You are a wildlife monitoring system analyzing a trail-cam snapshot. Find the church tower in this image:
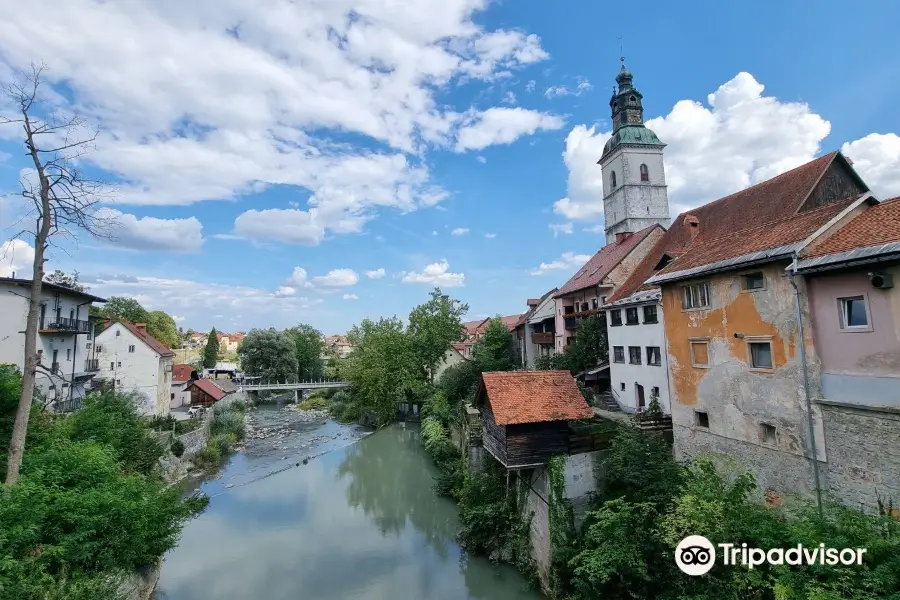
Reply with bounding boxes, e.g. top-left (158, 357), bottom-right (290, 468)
top-left (599, 60), bottom-right (670, 245)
